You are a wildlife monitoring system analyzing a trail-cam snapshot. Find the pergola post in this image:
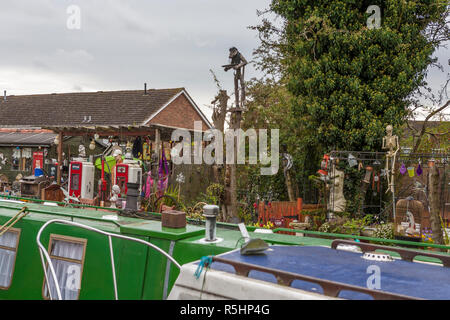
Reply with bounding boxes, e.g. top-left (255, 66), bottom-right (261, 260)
top-left (56, 132), bottom-right (63, 185)
top-left (155, 128), bottom-right (161, 158)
